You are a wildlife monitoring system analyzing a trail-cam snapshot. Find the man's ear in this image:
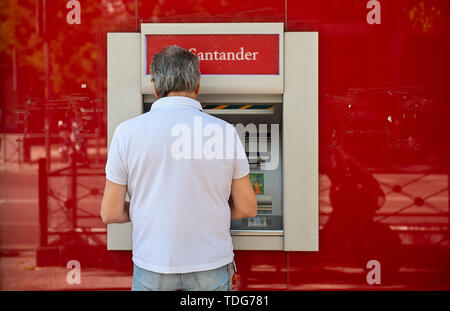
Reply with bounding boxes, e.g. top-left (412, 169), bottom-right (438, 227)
top-left (195, 81), bottom-right (200, 95)
top-left (151, 80), bottom-right (160, 98)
